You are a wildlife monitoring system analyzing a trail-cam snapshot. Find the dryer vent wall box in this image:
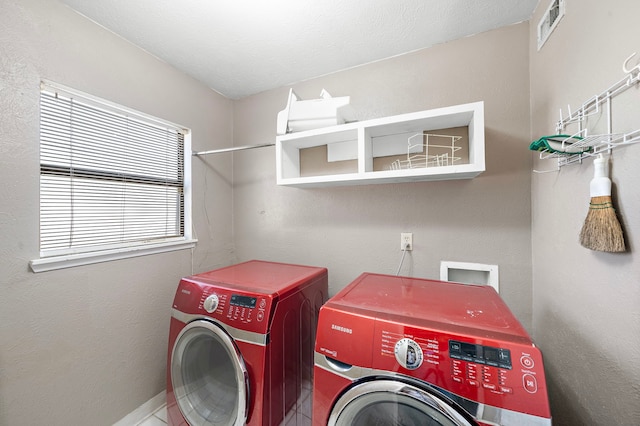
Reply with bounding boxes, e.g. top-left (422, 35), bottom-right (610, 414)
top-left (440, 261), bottom-right (499, 293)
top-left (537, 0), bottom-right (565, 50)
